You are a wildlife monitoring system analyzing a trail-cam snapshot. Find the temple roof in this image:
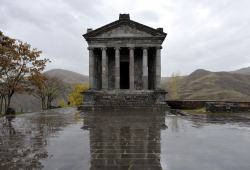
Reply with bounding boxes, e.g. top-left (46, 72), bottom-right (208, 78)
top-left (83, 14), bottom-right (167, 41)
